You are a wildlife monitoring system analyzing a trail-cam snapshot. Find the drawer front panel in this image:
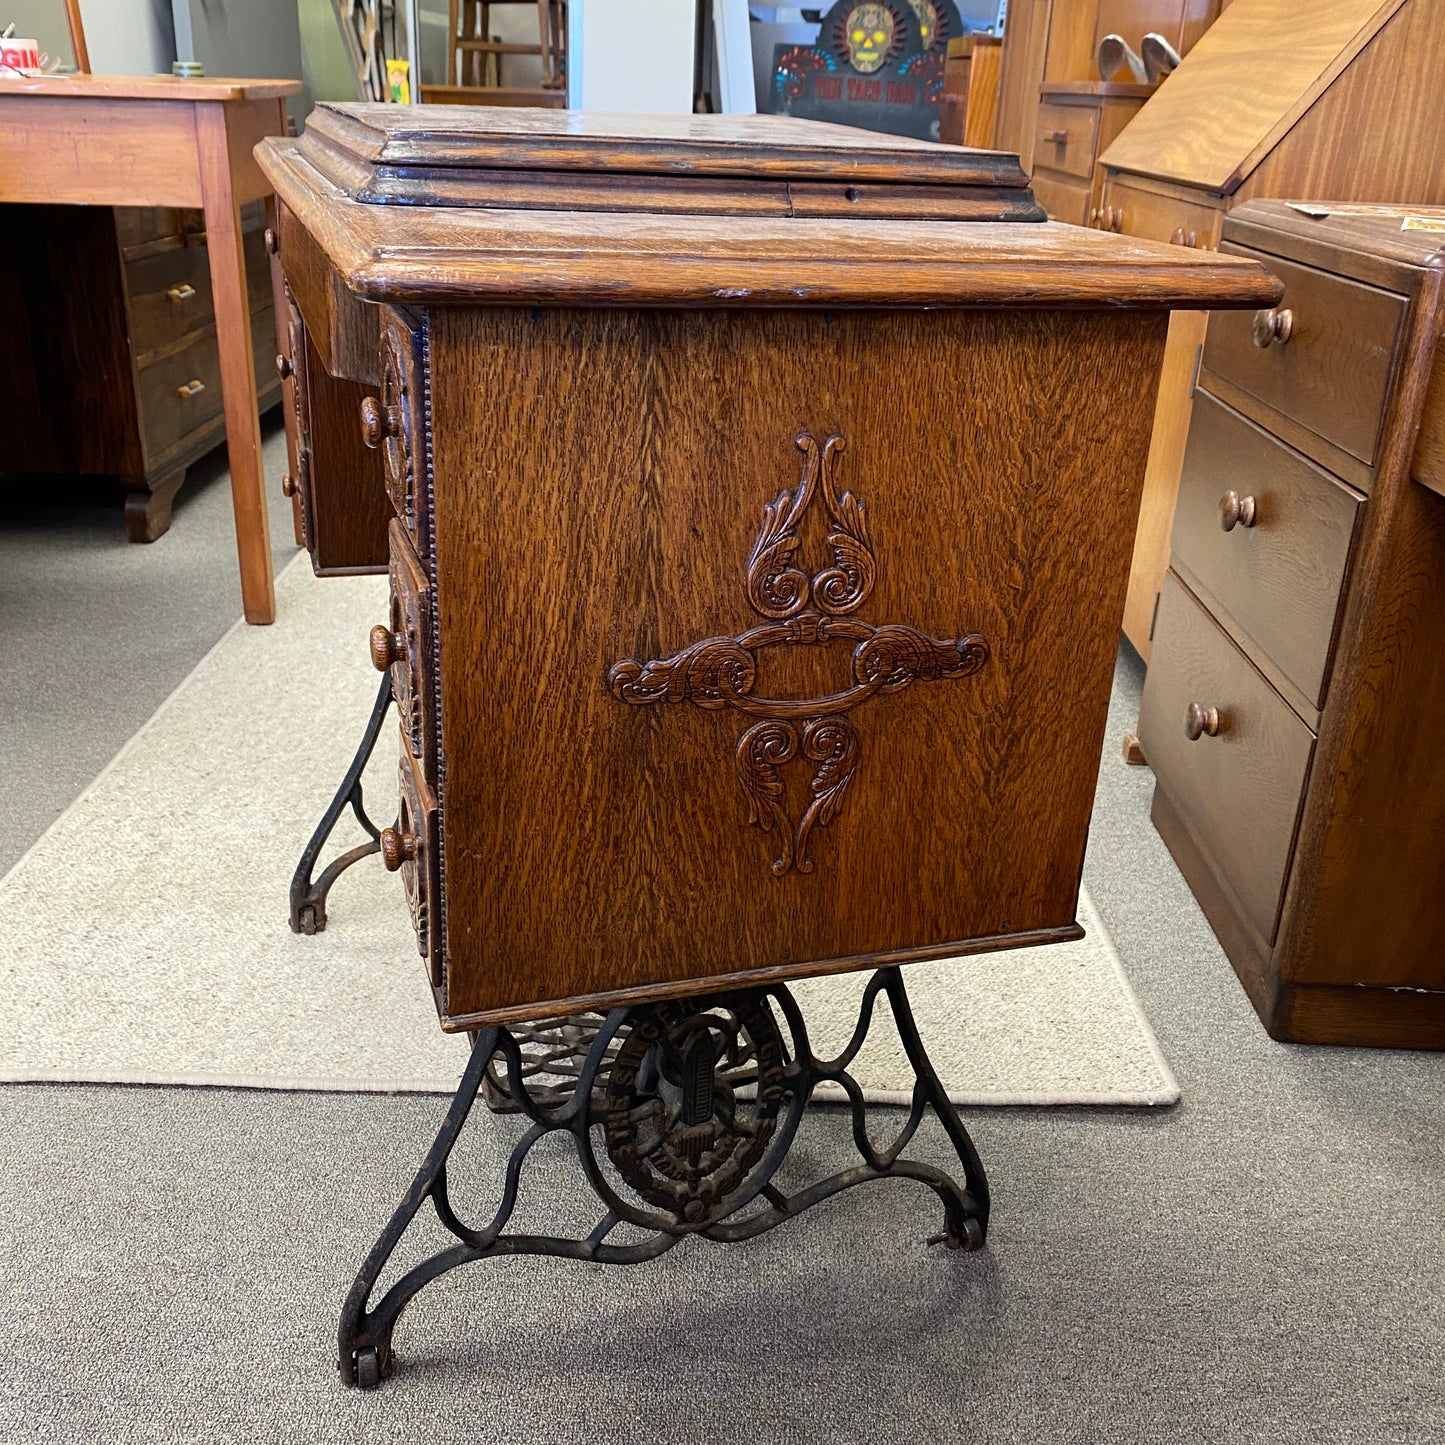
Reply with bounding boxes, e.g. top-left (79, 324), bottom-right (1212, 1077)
top-left (1203, 248), bottom-right (1404, 467)
top-left (283, 287), bottom-right (316, 550)
top-left (395, 735), bottom-right (441, 984)
top-left (1032, 101), bottom-right (1099, 180)
top-left (1031, 170), bottom-right (1092, 227)
top-left (374, 309), bottom-right (428, 557)
top-left (388, 518), bottom-right (436, 784)
top-left (126, 244), bottom-right (215, 357)
top-left (137, 333), bottom-right (225, 464)
top-left (1174, 393), bottom-right (1362, 709)
top-left (1139, 573), bottom-right (1314, 946)
top-left (1096, 175), bottom-right (1222, 248)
